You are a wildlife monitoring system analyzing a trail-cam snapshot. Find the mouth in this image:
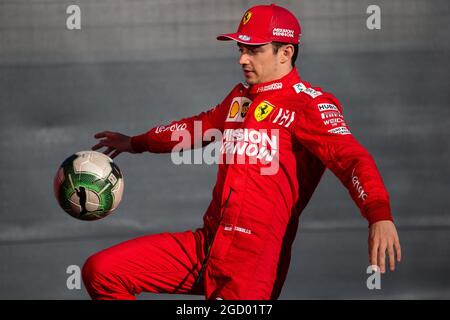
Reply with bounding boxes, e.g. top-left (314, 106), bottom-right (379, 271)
top-left (243, 69), bottom-right (254, 76)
